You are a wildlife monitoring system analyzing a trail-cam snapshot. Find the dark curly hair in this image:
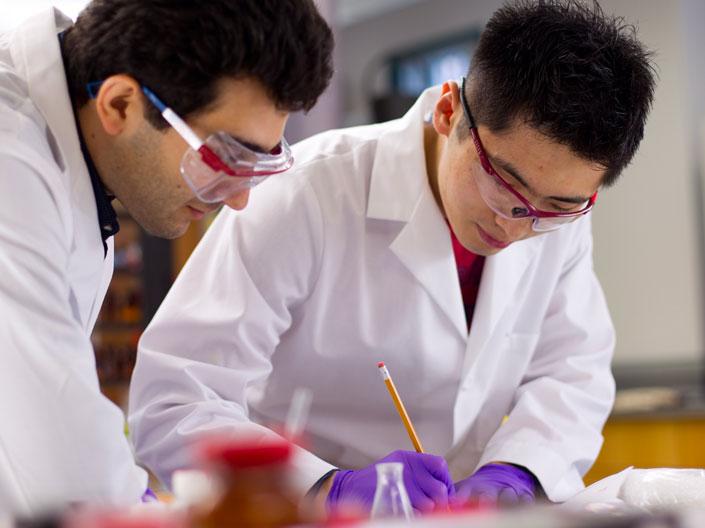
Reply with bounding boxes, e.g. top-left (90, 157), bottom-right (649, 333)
top-left (62, 0), bottom-right (334, 128)
top-left (465, 0), bottom-right (656, 186)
